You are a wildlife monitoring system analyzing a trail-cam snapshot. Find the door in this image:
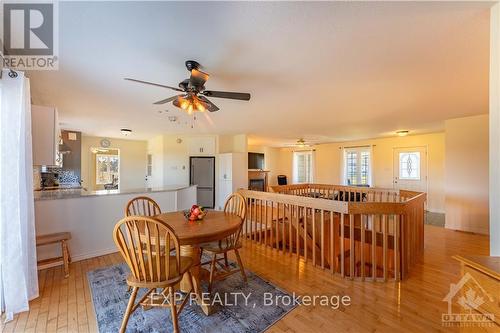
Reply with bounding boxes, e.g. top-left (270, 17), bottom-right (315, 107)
top-left (393, 147), bottom-right (427, 192)
top-left (190, 157), bottom-right (215, 208)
